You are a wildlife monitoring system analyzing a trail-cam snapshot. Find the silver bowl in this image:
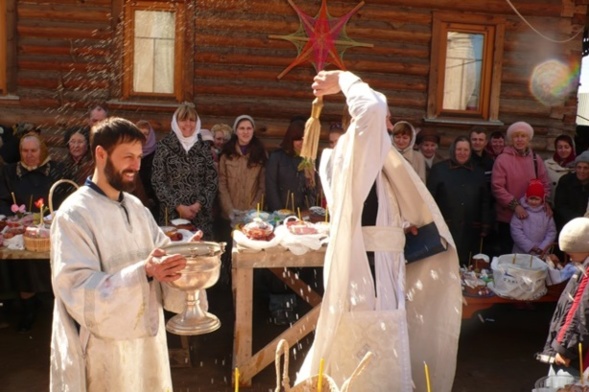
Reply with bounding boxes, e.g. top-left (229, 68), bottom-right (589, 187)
top-left (162, 241), bottom-right (226, 335)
